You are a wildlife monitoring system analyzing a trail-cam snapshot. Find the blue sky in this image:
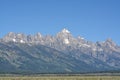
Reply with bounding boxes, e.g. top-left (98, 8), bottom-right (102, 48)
top-left (0, 0), bottom-right (120, 44)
